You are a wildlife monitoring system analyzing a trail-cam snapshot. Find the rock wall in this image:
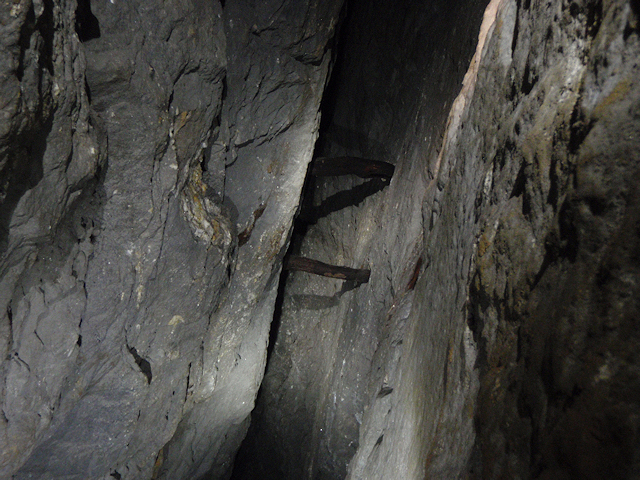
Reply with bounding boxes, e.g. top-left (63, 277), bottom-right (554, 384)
top-left (469, 0), bottom-right (640, 477)
top-left (1, 0), bottom-right (638, 478)
top-left (234, 0), bottom-right (490, 477)
top-left (237, 0), bottom-right (640, 478)
top-left (0, 0), bottom-right (342, 478)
